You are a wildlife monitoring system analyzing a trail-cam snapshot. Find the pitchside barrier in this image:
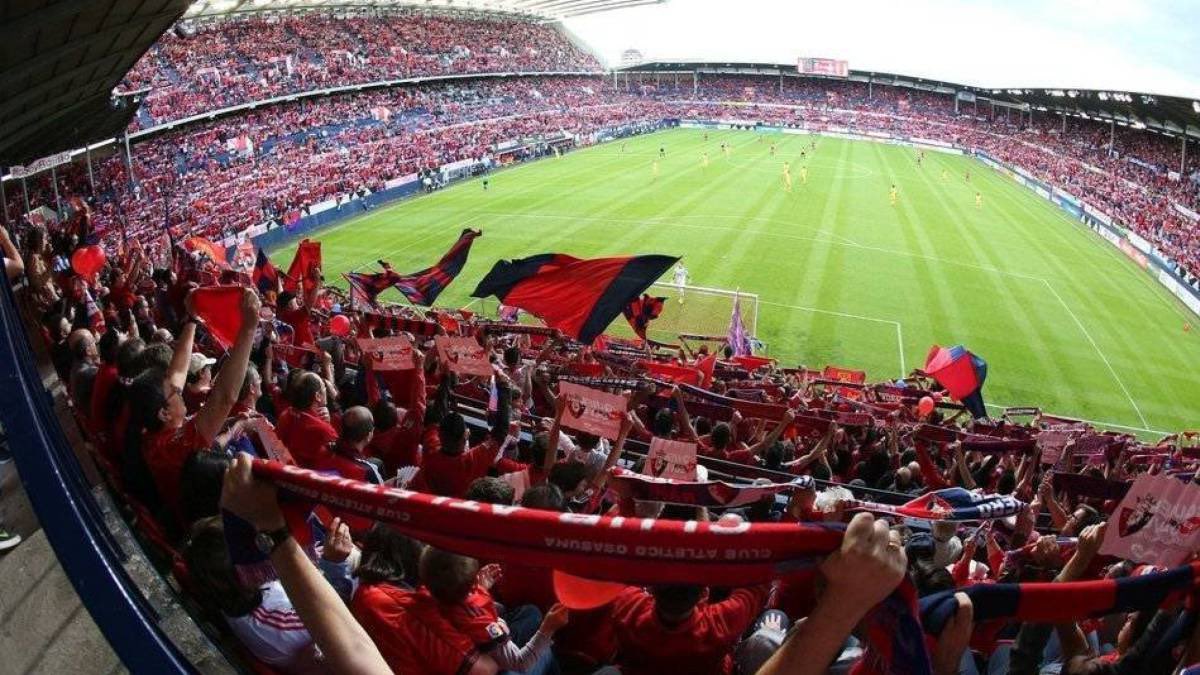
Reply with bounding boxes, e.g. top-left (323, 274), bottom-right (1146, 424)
top-left (0, 274), bottom-right (193, 671)
top-left (476, 282), bottom-right (759, 347)
top-left (973, 149), bottom-right (1200, 318)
